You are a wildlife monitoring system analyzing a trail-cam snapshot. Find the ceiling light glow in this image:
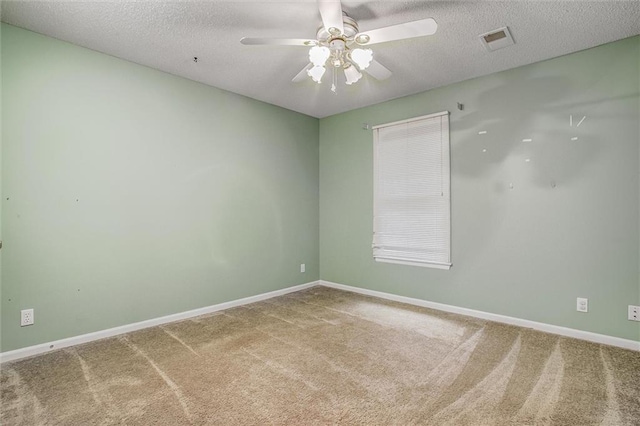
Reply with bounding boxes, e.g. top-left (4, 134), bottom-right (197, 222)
top-left (307, 65), bottom-right (326, 83)
top-left (344, 65), bottom-right (363, 85)
top-left (351, 48), bottom-right (373, 70)
top-left (309, 46), bottom-right (330, 67)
